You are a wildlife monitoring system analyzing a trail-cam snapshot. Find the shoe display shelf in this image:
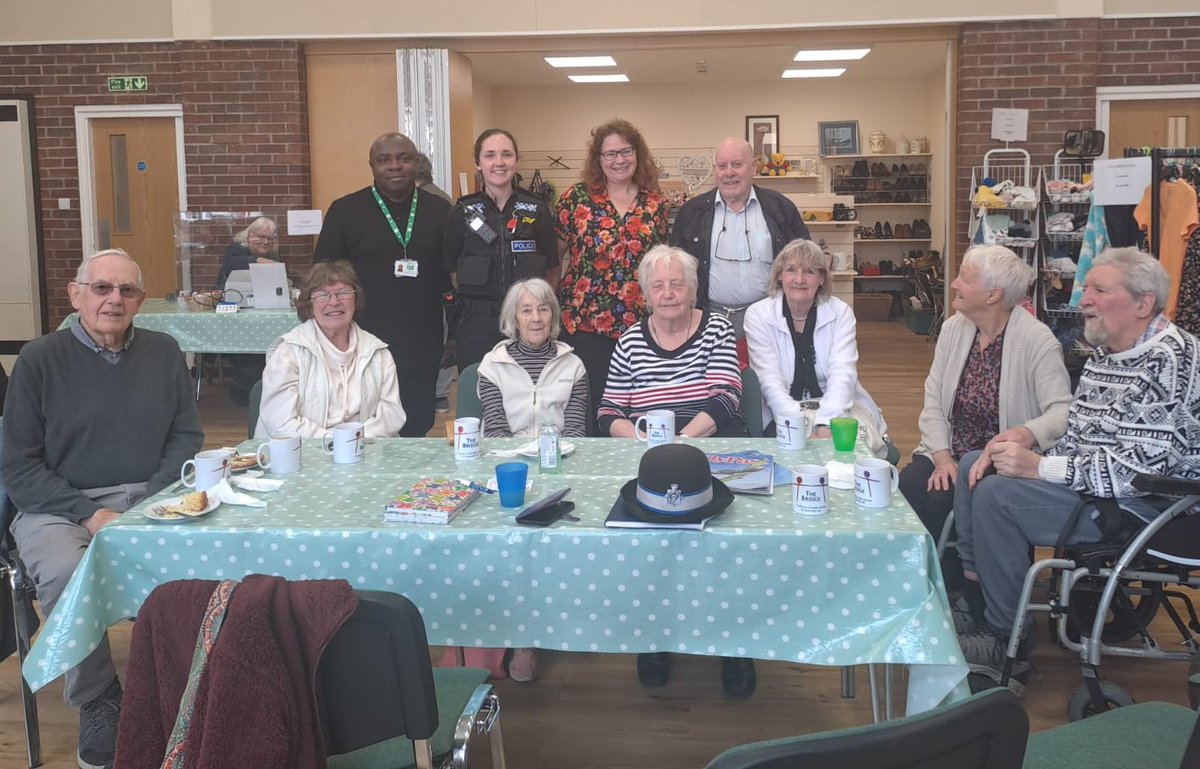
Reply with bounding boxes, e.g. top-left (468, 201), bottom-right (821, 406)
top-left (825, 154), bottom-right (934, 253)
top-left (969, 148), bottom-right (1041, 253)
top-left (1038, 151), bottom-right (1091, 322)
